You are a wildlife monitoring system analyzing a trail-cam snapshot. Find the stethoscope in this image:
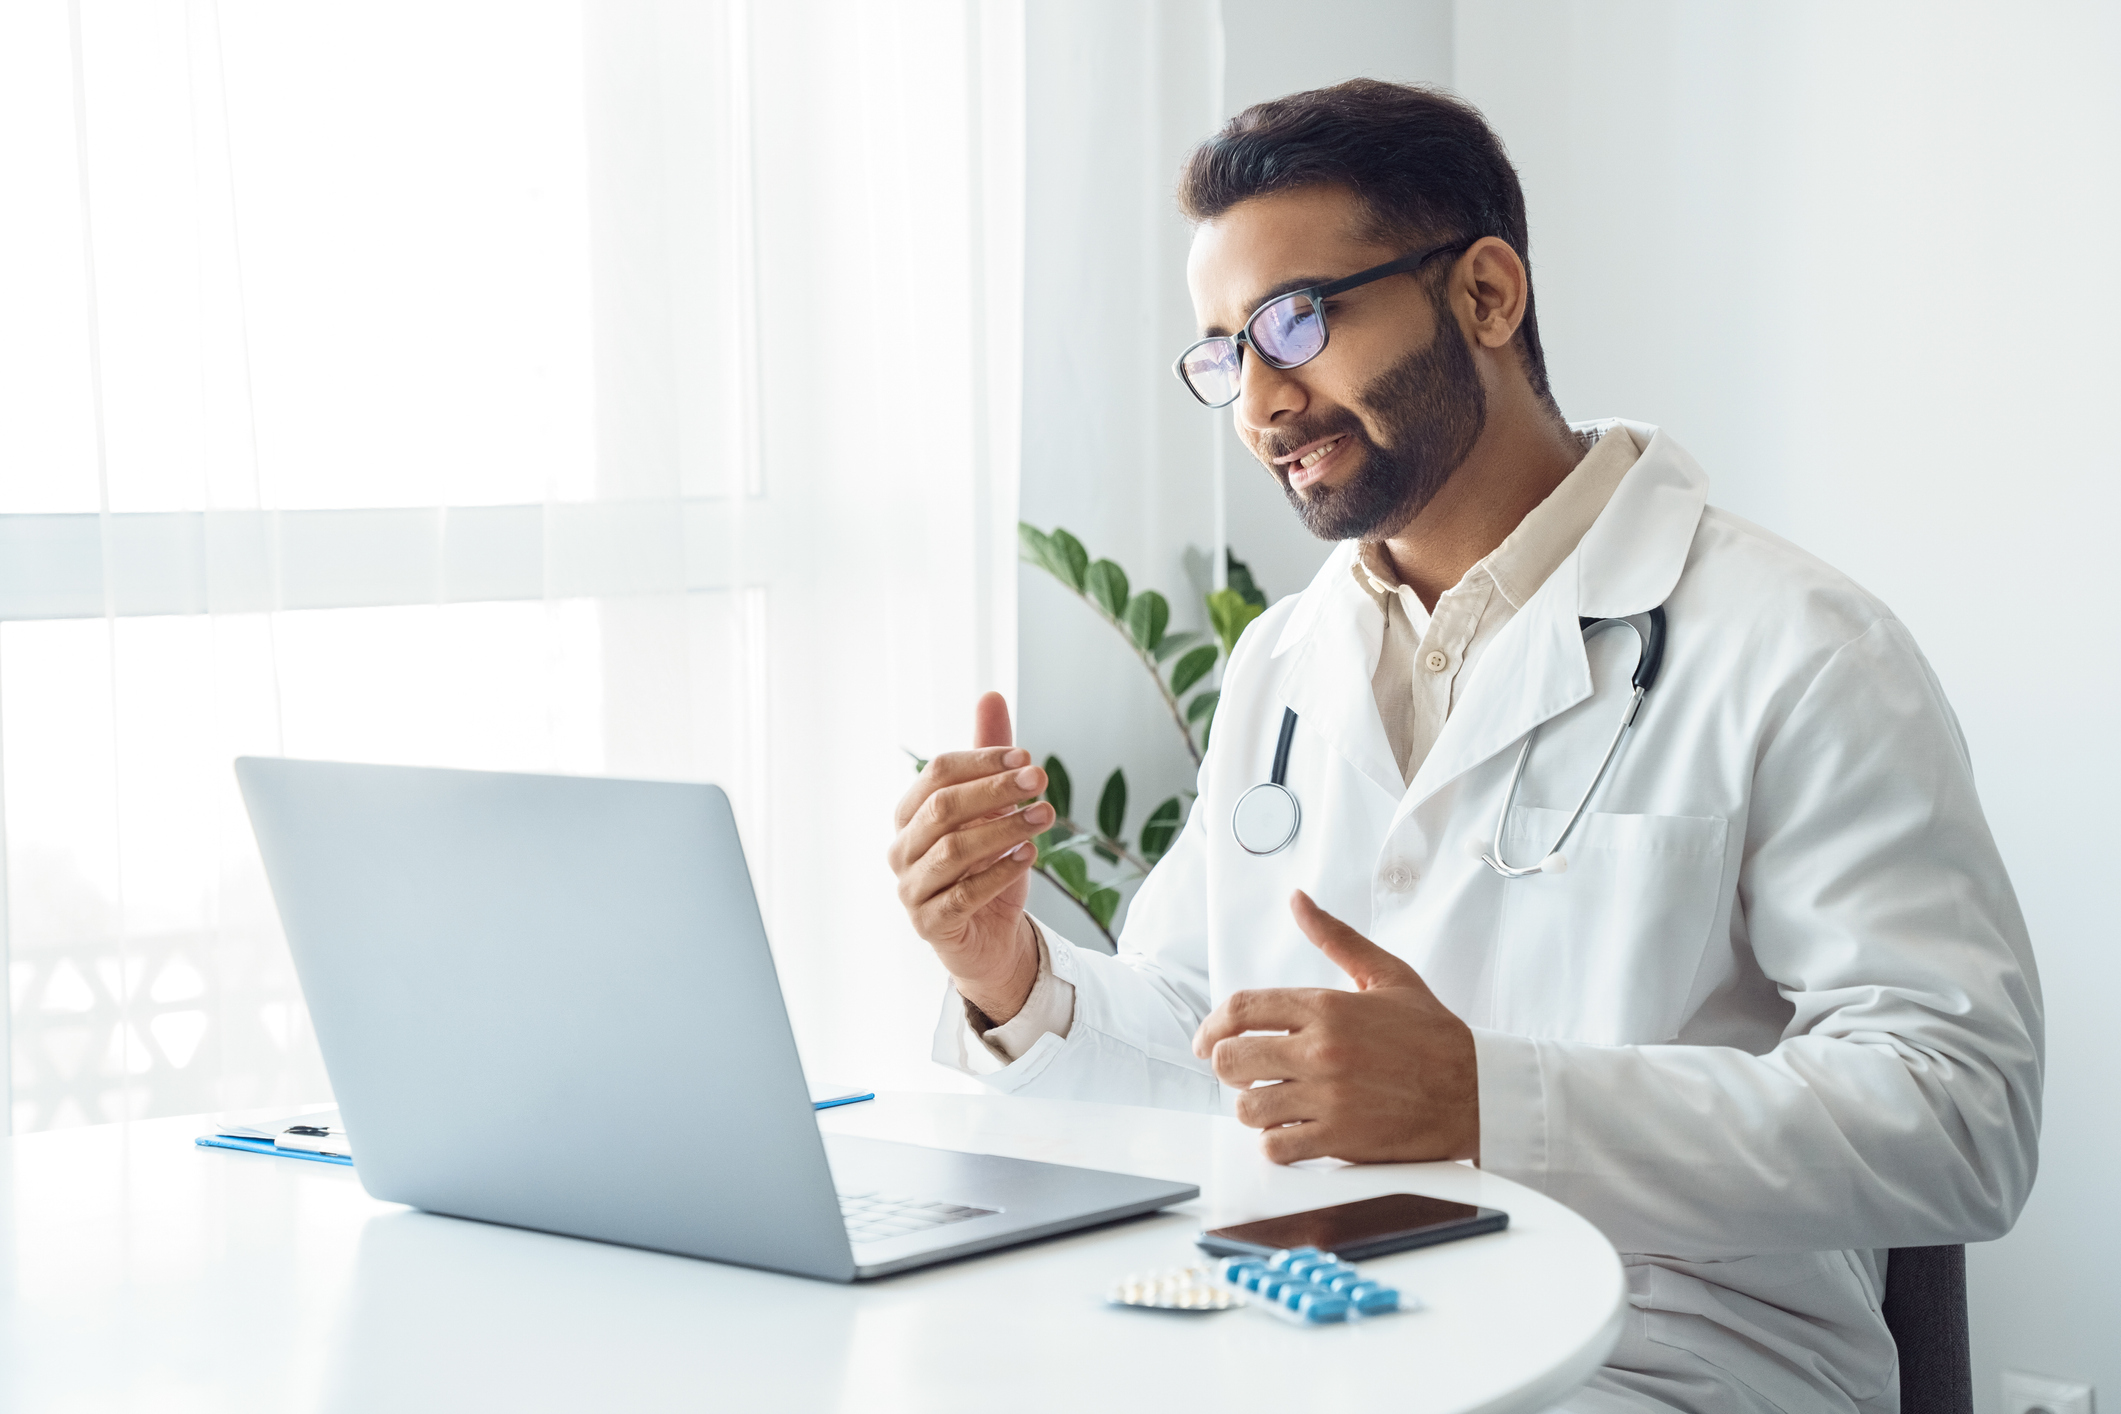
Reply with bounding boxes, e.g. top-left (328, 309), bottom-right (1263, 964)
top-left (1231, 608), bottom-right (1668, 879)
